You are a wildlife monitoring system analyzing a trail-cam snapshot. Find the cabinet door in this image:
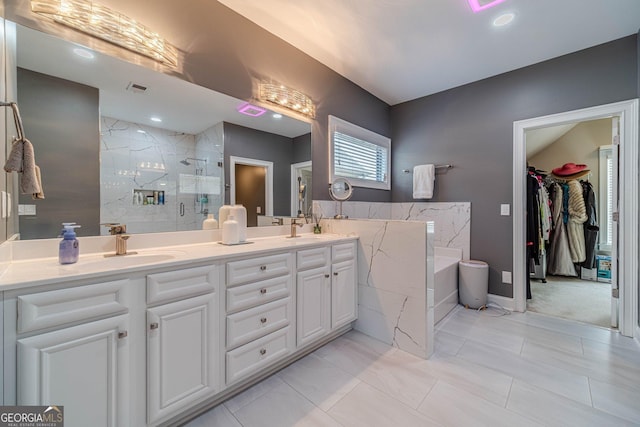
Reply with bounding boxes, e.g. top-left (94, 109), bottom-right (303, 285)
top-left (332, 259), bottom-right (357, 329)
top-left (18, 315), bottom-right (130, 427)
top-left (296, 266), bottom-right (330, 347)
top-left (147, 293), bottom-right (219, 424)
